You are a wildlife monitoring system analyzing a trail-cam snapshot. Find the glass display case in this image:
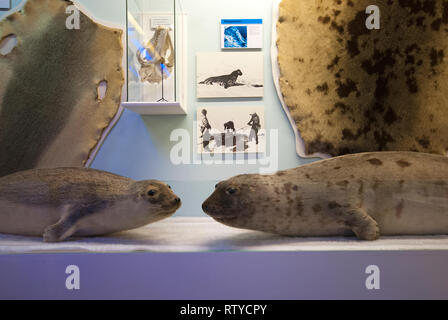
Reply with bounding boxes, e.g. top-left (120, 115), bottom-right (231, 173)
top-left (123, 0), bottom-right (187, 115)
